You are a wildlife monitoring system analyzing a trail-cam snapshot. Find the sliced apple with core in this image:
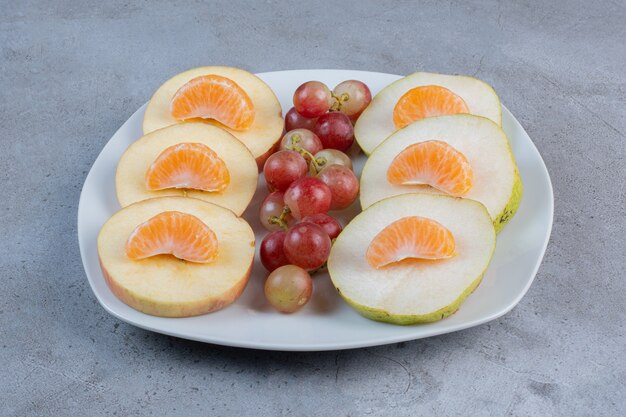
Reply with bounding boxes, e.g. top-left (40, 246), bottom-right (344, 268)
top-left (355, 72), bottom-right (502, 154)
top-left (328, 193), bottom-right (496, 324)
top-left (360, 114), bottom-right (522, 232)
top-left (143, 66), bottom-right (284, 168)
top-left (116, 122), bottom-right (258, 215)
top-left (98, 196), bottom-right (255, 317)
